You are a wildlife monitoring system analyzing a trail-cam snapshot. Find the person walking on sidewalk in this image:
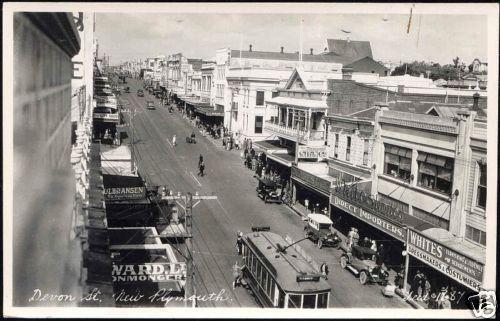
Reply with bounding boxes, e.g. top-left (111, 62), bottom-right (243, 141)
top-left (236, 231), bottom-right (243, 255)
top-left (198, 161), bottom-right (205, 177)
